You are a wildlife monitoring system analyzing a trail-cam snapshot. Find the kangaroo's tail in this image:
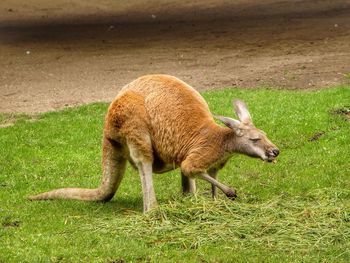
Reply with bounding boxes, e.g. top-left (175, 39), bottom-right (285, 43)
top-left (28, 137), bottom-right (127, 202)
